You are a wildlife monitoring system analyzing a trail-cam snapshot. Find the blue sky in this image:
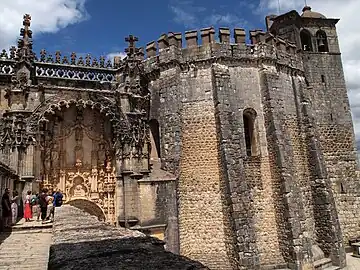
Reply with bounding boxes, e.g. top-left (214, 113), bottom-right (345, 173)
top-left (2, 0), bottom-right (360, 145)
top-left (31, 0), bottom-right (267, 58)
